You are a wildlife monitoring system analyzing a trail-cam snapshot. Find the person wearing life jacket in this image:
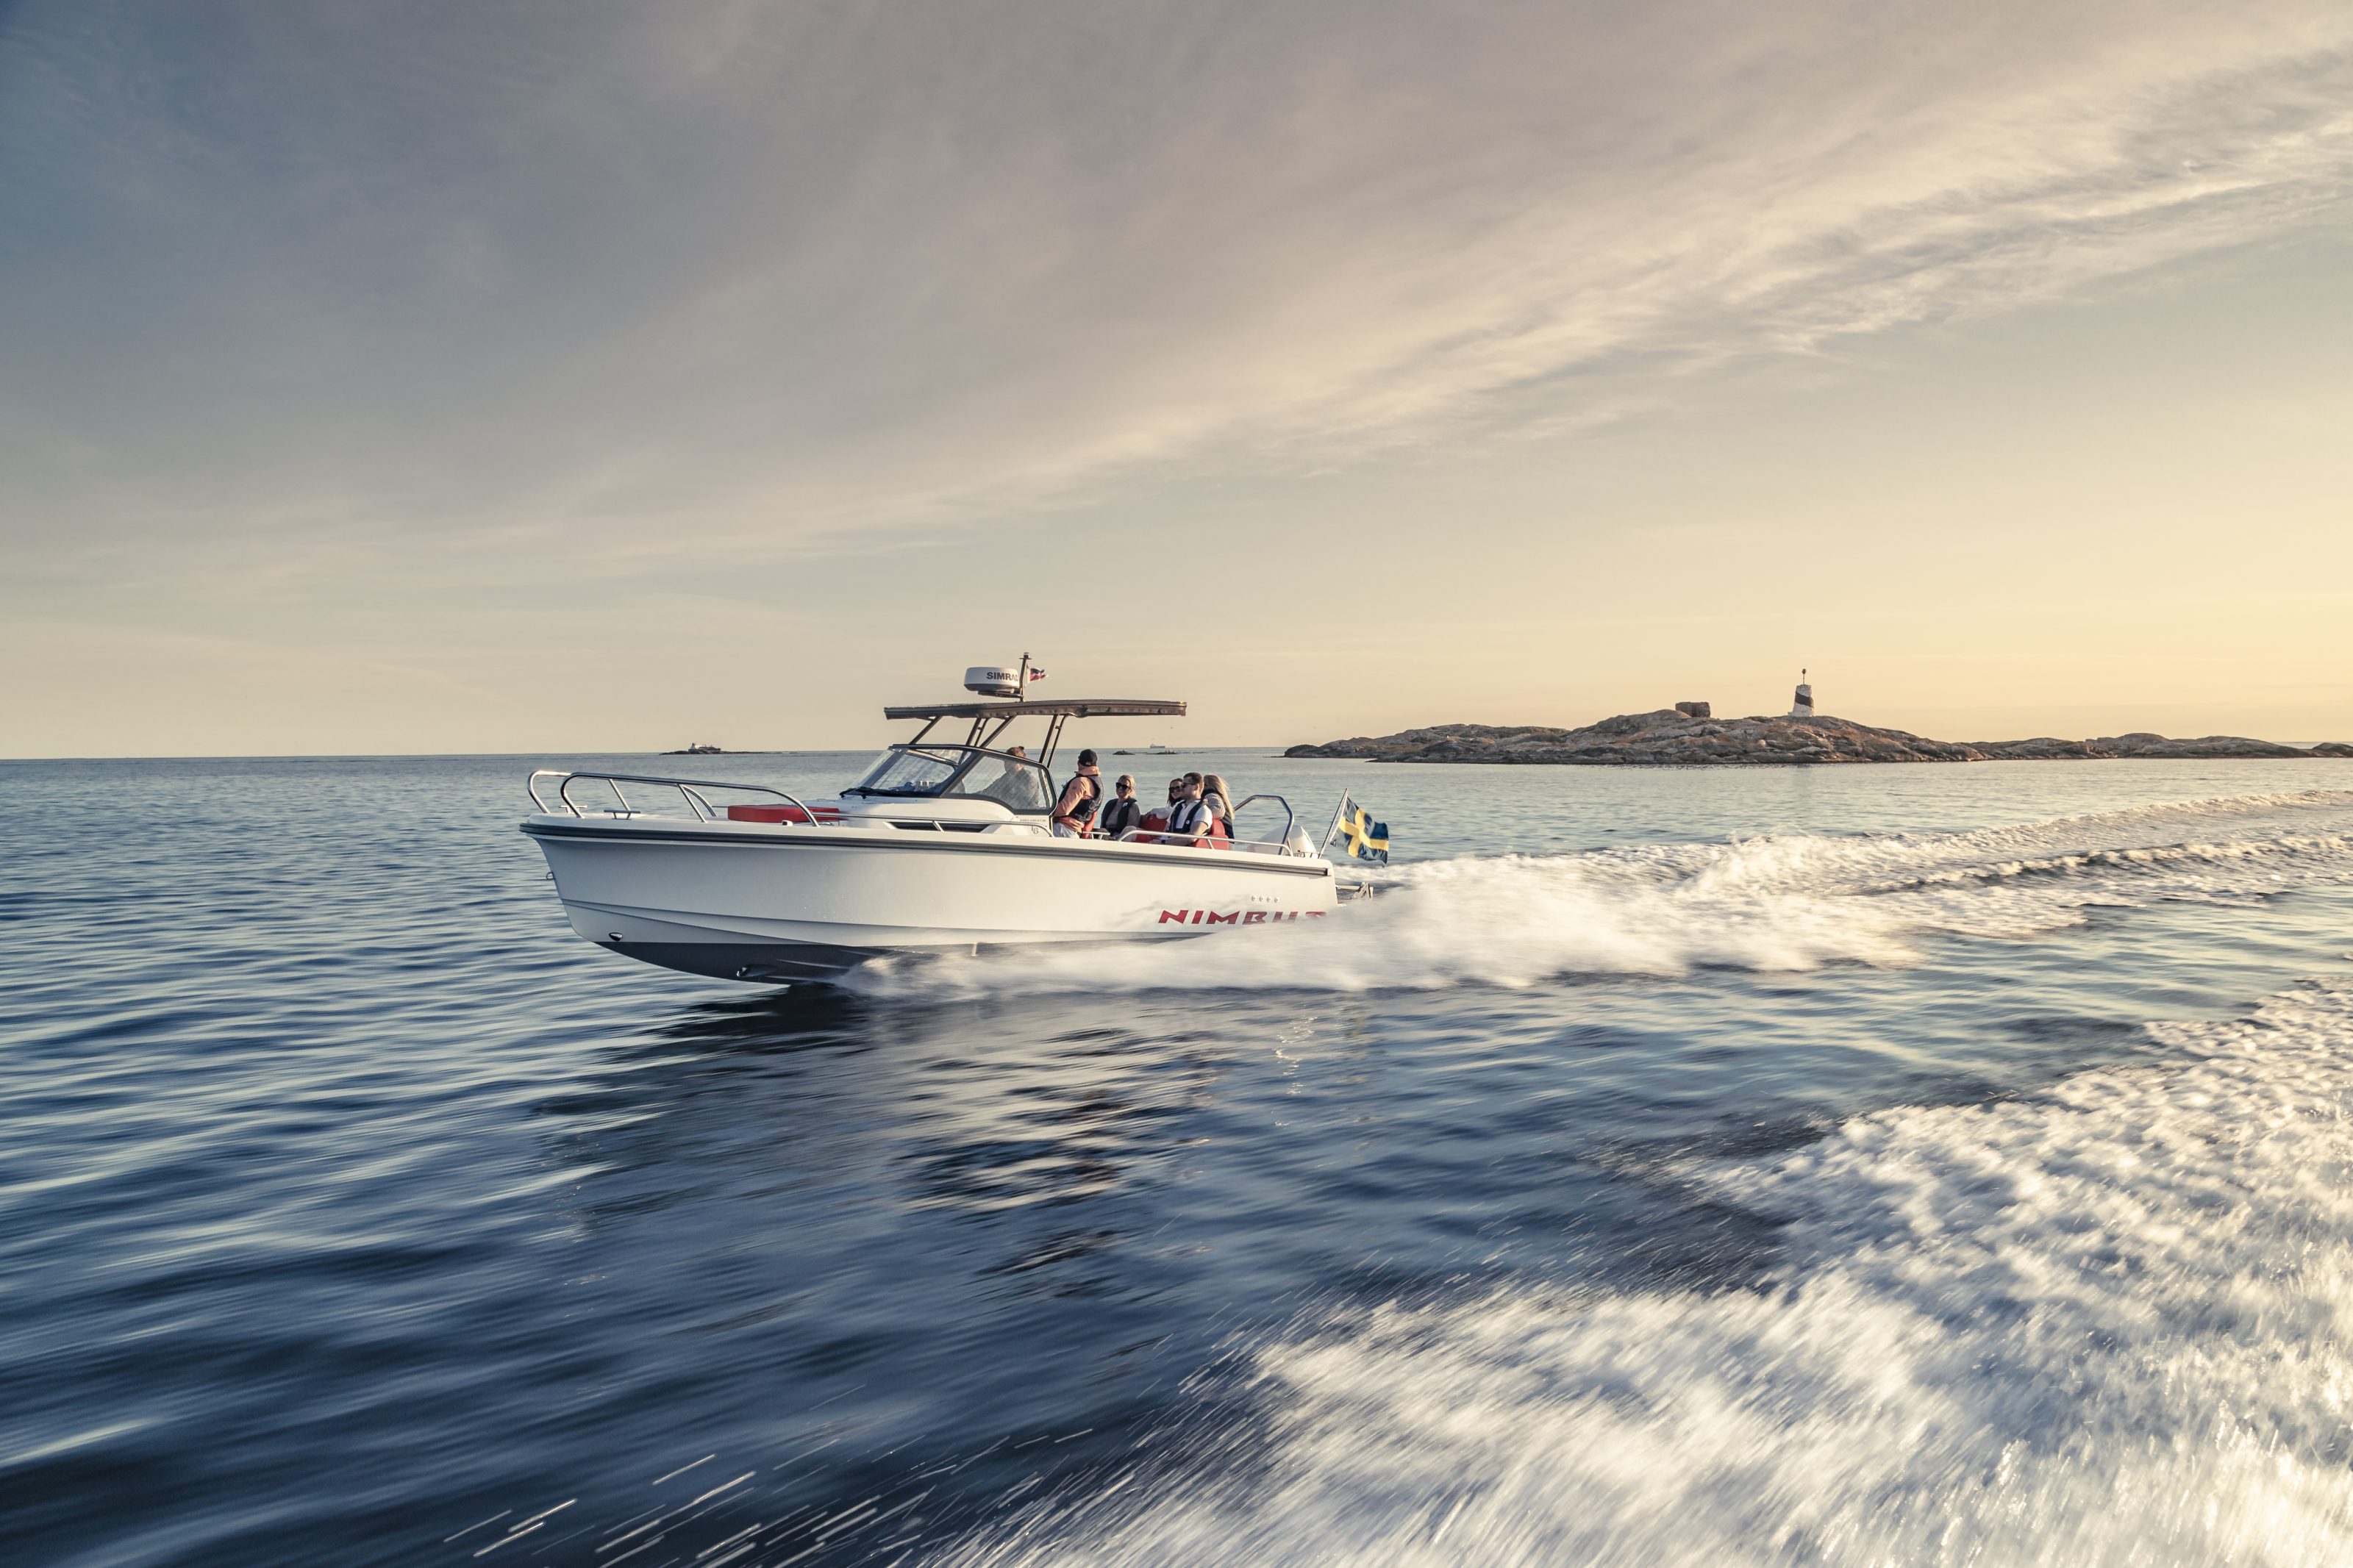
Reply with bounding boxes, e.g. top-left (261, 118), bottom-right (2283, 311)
top-left (1135, 775), bottom-right (1184, 845)
top-left (1051, 750), bottom-right (1104, 838)
top-left (1096, 773), bottom-right (1143, 841)
top-left (1200, 773), bottom-right (1237, 848)
top-left (1164, 773), bottom-right (1214, 848)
